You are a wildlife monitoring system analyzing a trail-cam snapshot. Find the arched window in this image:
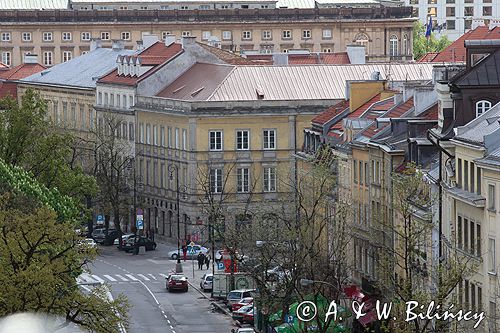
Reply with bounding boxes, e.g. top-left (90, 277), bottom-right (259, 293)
top-left (476, 100), bottom-right (492, 117)
top-left (354, 33), bottom-right (369, 54)
top-left (389, 35), bottom-right (398, 57)
top-left (403, 34), bottom-right (408, 55)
